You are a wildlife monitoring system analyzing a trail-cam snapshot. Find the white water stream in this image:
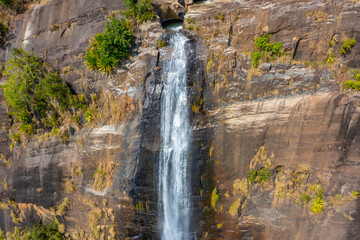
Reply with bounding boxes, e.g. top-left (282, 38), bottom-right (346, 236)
top-left (158, 32), bottom-right (191, 240)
